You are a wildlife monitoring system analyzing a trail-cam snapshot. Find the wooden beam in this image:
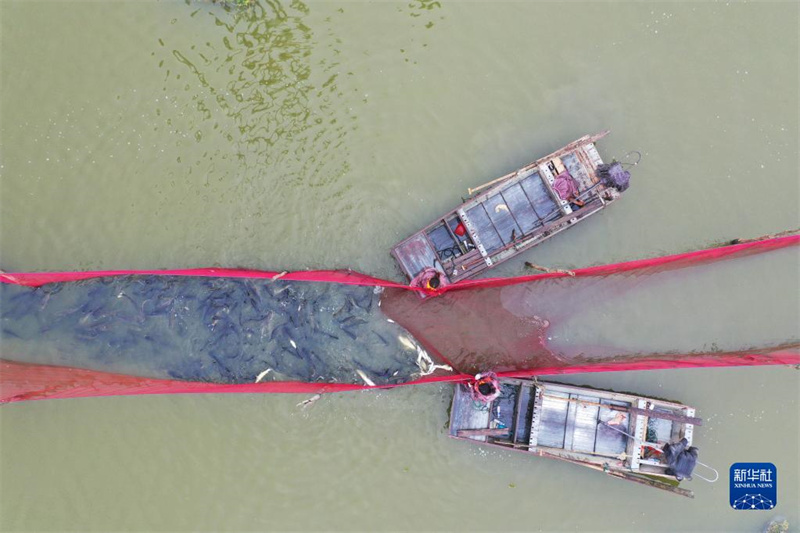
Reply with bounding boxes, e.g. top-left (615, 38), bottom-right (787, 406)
top-left (627, 406), bottom-right (703, 427)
